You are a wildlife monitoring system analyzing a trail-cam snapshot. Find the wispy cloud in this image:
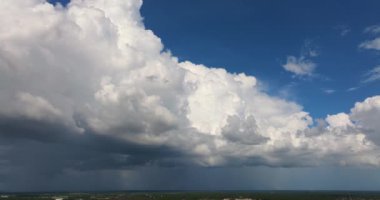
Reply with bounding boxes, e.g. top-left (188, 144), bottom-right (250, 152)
top-left (323, 89), bottom-right (336, 94)
top-left (364, 25), bottom-right (380, 34)
top-left (359, 25), bottom-right (380, 50)
top-left (301, 39), bottom-right (320, 57)
top-left (346, 66), bottom-right (380, 91)
top-left (347, 87), bottom-right (359, 92)
top-left (362, 66), bottom-right (380, 83)
top-left (334, 25), bottom-right (351, 36)
top-left (340, 28), bottom-right (351, 36)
